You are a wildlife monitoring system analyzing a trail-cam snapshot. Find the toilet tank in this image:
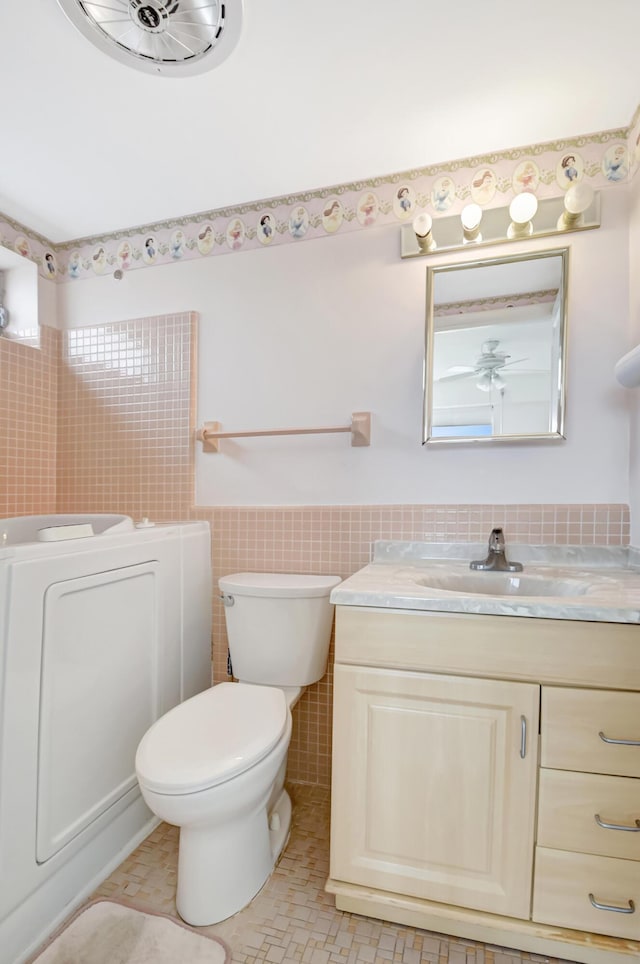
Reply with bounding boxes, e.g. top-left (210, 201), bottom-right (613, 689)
top-left (218, 573), bottom-right (341, 686)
